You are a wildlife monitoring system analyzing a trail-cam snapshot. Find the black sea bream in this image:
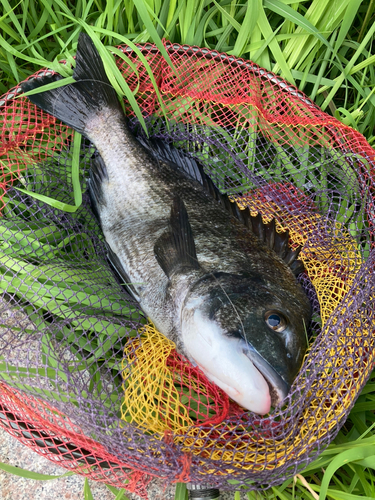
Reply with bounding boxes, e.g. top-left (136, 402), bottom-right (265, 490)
top-left (22, 33), bottom-right (311, 415)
